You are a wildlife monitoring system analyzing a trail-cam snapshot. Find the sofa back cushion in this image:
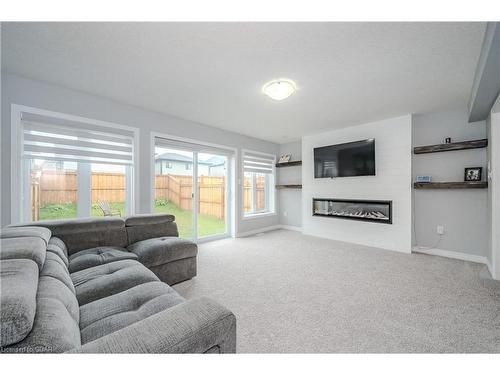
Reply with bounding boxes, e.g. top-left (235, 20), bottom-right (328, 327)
top-left (0, 237), bottom-right (47, 271)
top-left (125, 214), bottom-right (178, 244)
top-left (0, 226), bottom-right (52, 270)
top-left (0, 259), bottom-right (39, 347)
top-left (0, 226), bottom-right (51, 245)
top-left (17, 218), bottom-right (128, 256)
